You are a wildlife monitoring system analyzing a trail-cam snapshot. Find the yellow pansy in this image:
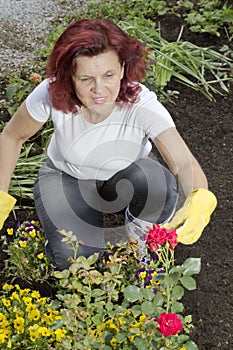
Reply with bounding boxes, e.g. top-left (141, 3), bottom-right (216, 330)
top-left (37, 252), bottom-right (44, 259)
top-left (139, 314), bottom-right (146, 322)
top-left (7, 228), bottom-right (14, 235)
top-left (41, 314), bottom-right (54, 326)
top-left (31, 290), bottom-right (41, 299)
top-left (139, 271), bottom-right (147, 279)
top-left (29, 324), bottom-right (40, 342)
top-left (89, 329), bottom-right (96, 338)
top-left (13, 317), bottom-right (25, 334)
top-left (4, 328), bottom-right (12, 338)
top-left (2, 298), bottom-right (11, 307)
top-left (38, 326), bottom-right (51, 337)
top-left (55, 328), bottom-right (67, 343)
top-left (26, 304), bottom-right (36, 313)
top-left (110, 337), bottom-right (117, 348)
top-left (128, 335), bottom-right (135, 342)
top-left (38, 297), bottom-right (47, 305)
top-left (29, 229), bottom-right (37, 237)
top-left (0, 333), bottom-right (7, 343)
top-left (19, 240), bottom-right (27, 248)
top-left (0, 313), bottom-right (10, 327)
top-left (10, 292), bottom-right (20, 301)
top-left (2, 284), bottom-right (14, 291)
top-left (22, 296), bottom-right (32, 305)
top-left (28, 309), bottom-right (40, 321)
